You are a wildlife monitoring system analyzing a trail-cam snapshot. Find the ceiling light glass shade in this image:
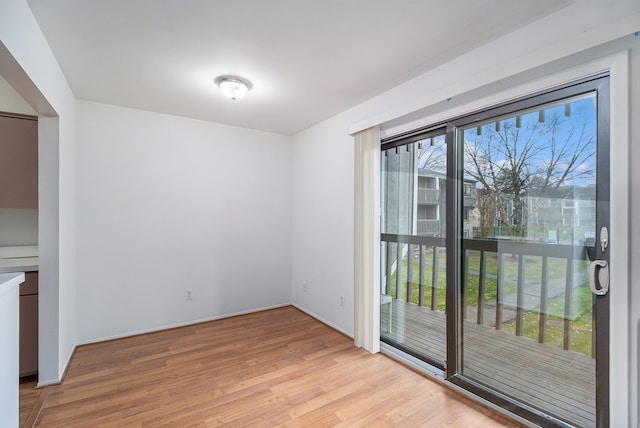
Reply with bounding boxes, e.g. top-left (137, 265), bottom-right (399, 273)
top-left (214, 75), bottom-right (253, 100)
